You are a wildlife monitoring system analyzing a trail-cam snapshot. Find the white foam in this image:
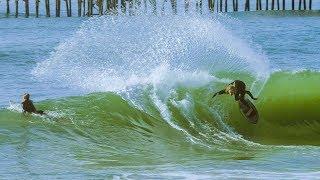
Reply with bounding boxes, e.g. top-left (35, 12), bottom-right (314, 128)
top-left (7, 101), bottom-right (23, 112)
